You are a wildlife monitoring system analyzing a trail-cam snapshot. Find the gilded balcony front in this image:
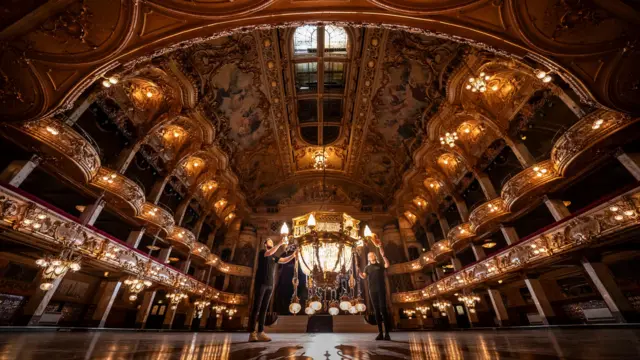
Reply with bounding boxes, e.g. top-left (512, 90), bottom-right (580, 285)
top-left (137, 202), bottom-right (175, 236)
top-left (469, 198), bottom-right (509, 234)
top-left (89, 167), bottom-right (145, 216)
top-left (2, 118), bottom-right (100, 183)
top-left (167, 226), bottom-right (196, 251)
top-left (501, 160), bottom-right (562, 212)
